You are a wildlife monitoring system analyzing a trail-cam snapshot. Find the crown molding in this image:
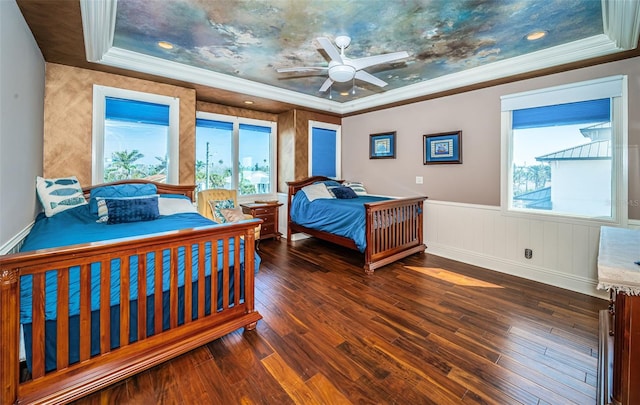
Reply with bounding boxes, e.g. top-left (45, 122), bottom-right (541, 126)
top-left (603, 0), bottom-right (640, 49)
top-left (339, 34), bottom-right (623, 114)
top-left (82, 0), bottom-right (639, 115)
top-left (79, 0), bottom-right (116, 63)
top-left (100, 47), bottom-right (344, 113)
